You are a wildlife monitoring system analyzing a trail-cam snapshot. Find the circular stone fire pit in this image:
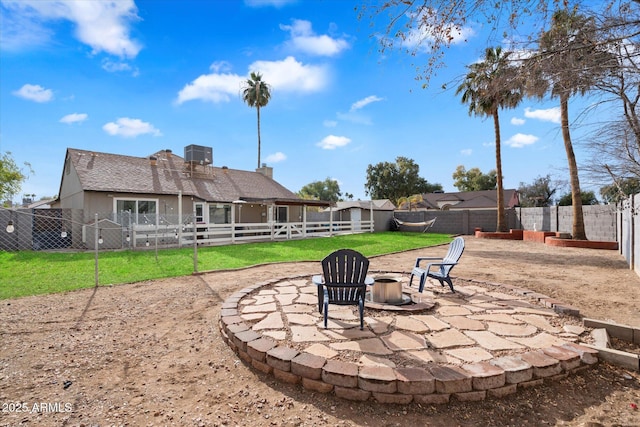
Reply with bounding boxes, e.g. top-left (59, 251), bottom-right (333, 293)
top-left (218, 273), bottom-right (599, 406)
